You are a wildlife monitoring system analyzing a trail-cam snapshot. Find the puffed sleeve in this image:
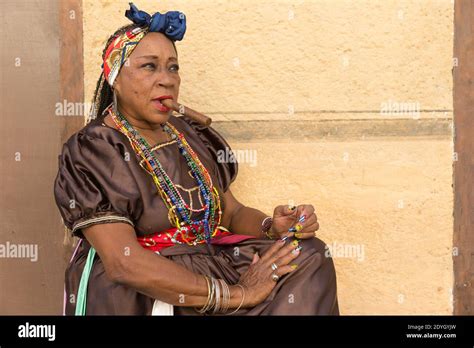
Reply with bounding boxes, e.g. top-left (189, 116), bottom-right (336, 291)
top-left (54, 132), bottom-right (143, 238)
top-left (180, 116), bottom-right (238, 193)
